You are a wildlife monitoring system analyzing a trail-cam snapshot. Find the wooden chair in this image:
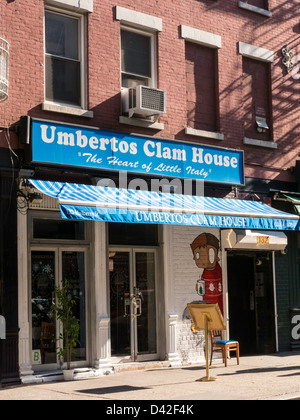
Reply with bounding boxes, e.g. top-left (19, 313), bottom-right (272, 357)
top-left (210, 330), bottom-right (240, 367)
top-left (40, 322), bottom-right (55, 352)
